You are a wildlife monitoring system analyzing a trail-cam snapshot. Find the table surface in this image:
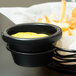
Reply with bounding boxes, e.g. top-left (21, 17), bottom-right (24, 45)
top-left (0, 13), bottom-right (76, 76)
